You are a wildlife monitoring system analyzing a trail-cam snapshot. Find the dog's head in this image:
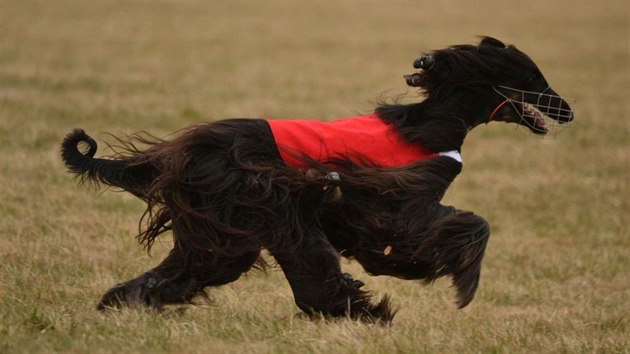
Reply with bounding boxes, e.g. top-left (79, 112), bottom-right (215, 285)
top-left (405, 37), bottom-right (574, 135)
